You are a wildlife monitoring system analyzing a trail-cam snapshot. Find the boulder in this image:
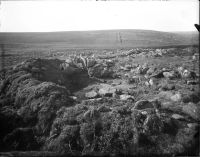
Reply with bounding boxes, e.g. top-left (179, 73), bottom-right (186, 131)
top-left (171, 114), bottom-right (184, 120)
top-left (158, 91), bottom-right (182, 102)
top-left (88, 64), bottom-right (114, 78)
top-left (120, 94), bottom-right (134, 101)
top-left (127, 76), bottom-right (141, 84)
top-left (163, 71), bottom-right (175, 79)
top-left (98, 84), bottom-right (116, 97)
top-left (146, 67), bottom-right (155, 75)
top-left (182, 102), bottom-right (200, 121)
top-left (170, 93), bottom-right (182, 102)
top-left (85, 91), bottom-right (98, 99)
